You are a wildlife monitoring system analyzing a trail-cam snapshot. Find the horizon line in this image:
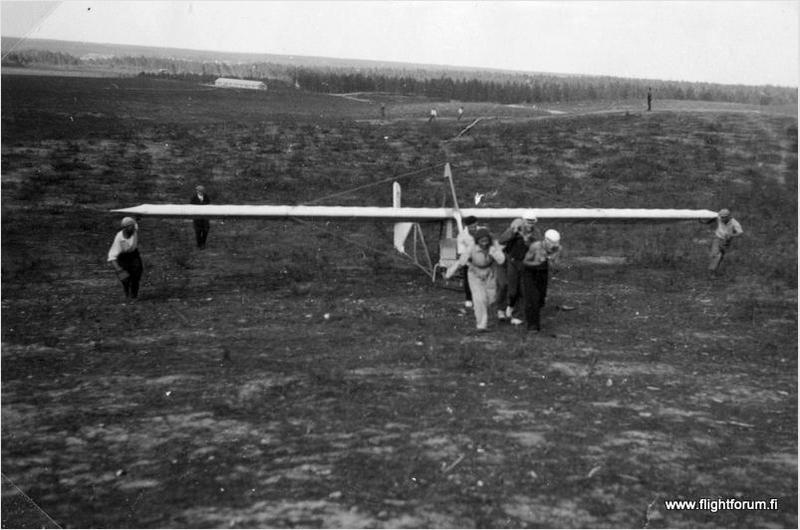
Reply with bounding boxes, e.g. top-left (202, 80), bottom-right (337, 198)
top-left (1, 35), bottom-right (796, 89)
